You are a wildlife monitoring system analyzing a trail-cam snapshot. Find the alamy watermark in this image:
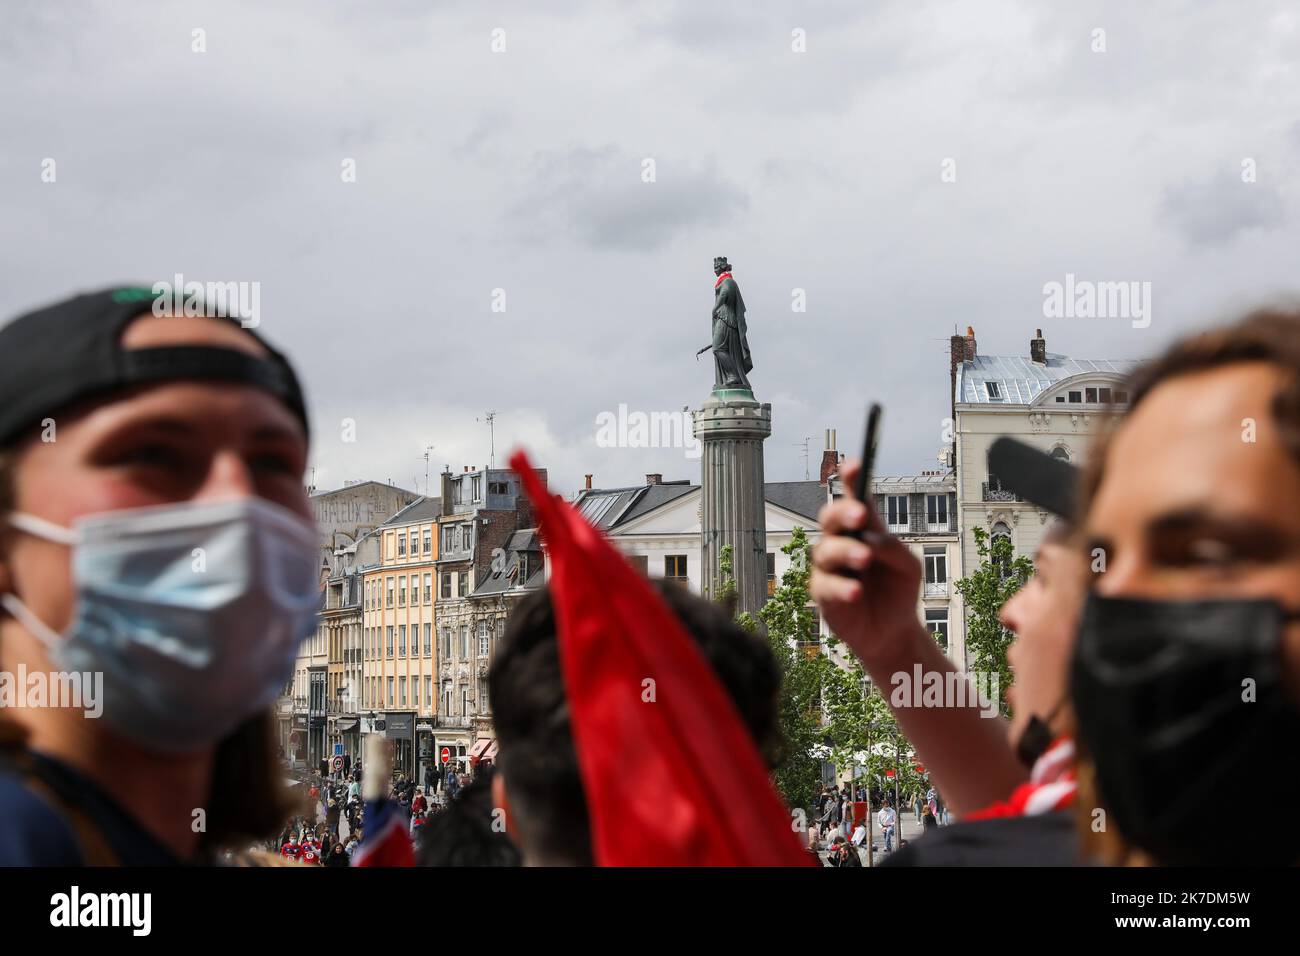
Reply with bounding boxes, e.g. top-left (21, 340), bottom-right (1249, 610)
top-left (595, 404), bottom-right (701, 459)
top-left (152, 274), bottom-right (260, 328)
top-left (0, 665), bottom-right (102, 718)
top-left (1042, 273), bottom-right (1151, 329)
top-left (888, 665), bottom-right (1000, 718)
